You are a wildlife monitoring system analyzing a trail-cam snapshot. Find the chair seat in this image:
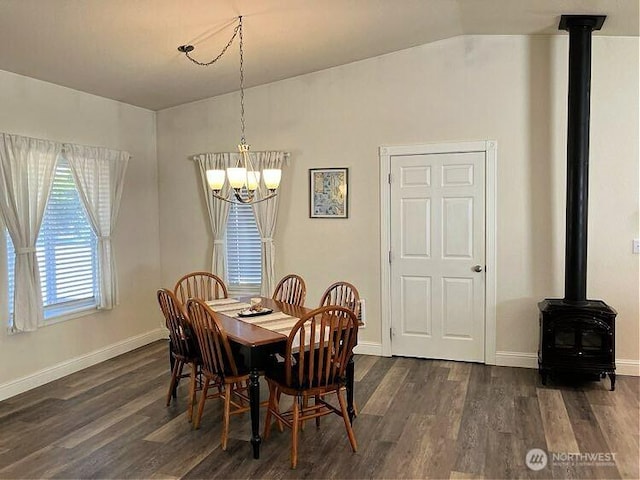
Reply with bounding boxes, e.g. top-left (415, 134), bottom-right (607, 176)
top-left (201, 367), bottom-right (249, 383)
